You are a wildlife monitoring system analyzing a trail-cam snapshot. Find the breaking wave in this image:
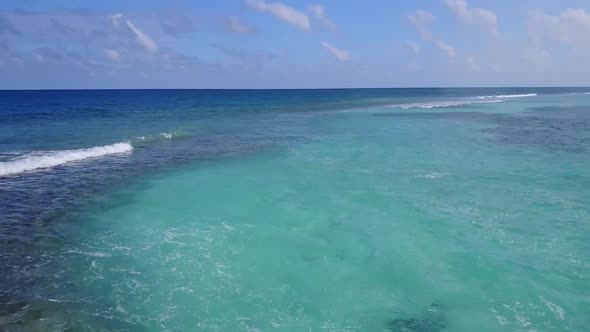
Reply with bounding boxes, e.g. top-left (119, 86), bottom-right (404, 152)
top-left (132, 130), bottom-right (190, 144)
top-left (475, 93), bottom-right (538, 99)
top-left (0, 142), bottom-right (133, 177)
top-left (396, 99), bottom-right (504, 109)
